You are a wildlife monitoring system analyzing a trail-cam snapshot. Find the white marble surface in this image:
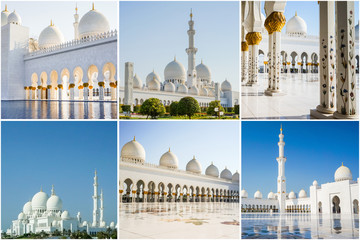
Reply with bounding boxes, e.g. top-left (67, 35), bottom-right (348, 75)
top-left (241, 73), bottom-right (359, 119)
top-left (119, 202), bottom-right (239, 239)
